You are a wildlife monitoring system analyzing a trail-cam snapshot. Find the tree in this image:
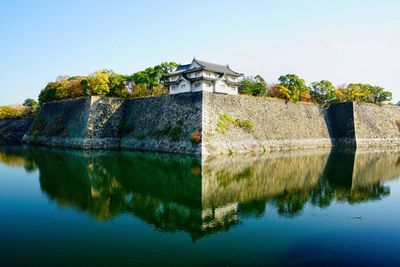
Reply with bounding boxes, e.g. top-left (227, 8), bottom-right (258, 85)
top-left (23, 98), bottom-right (39, 116)
top-left (239, 75), bottom-right (267, 96)
top-left (108, 72), bottom-right (129, 97)
top-left (268, 84), bottom-right (291, 100)
top-left (278, 74), bottom-right (308, 101)
top-left (309, 80), bottom-right (335, 103)
top-left (38, 82), bottom-right (59, 104)
top-left (129, 62), bottom-right (178, 90)
top-left (354, 84), bottom-right (392, 104)
top-left (86, 71), bottom-right (110, 95)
